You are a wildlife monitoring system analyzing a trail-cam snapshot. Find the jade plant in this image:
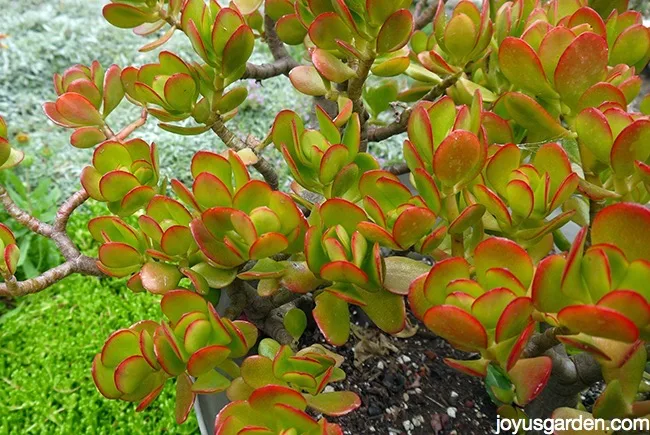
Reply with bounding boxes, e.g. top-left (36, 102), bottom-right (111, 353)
top-left (1, 0), bottom-right (650, 432)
